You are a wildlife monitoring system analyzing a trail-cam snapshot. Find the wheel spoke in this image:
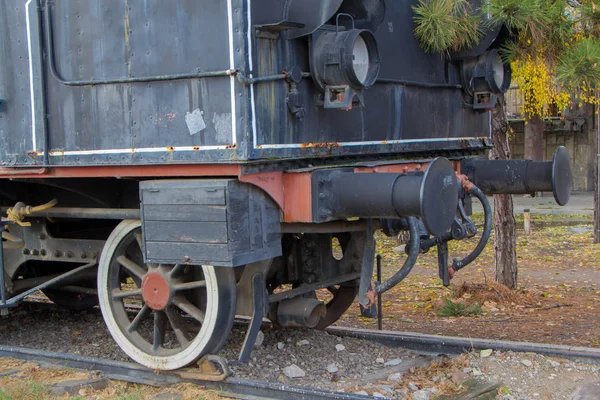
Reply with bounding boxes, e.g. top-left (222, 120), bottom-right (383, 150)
top-left (117, 255), bottom-right (147, 280)
top-left (173, 296), bottom-right (205, 323)
top-left (327, 286), bottom-right (339, 296)
top-left (127, 304), bottom-right (150, 333)
top-left (169, 264), bottom-right (186, 278)
top-left (165, 306), bottom-right (191, 347)
top-left (134, 231), bottom-right (144, 251)
top-left (173, 280), bottom-right (206, 292)
top-left (112, 288), bottom-right (142, 299)
top-left (153, 311), bottom-right (167, 351)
